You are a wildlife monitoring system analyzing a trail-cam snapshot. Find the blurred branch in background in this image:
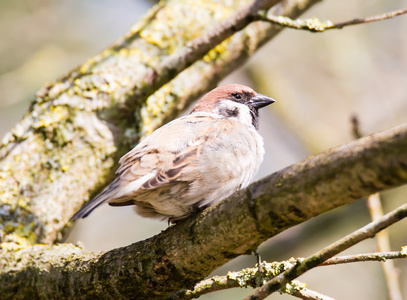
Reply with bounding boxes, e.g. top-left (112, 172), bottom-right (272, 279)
top-left (352, 115), bottom-right (403, 300)
top-left (367, 194), bottom-right (403, 300)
